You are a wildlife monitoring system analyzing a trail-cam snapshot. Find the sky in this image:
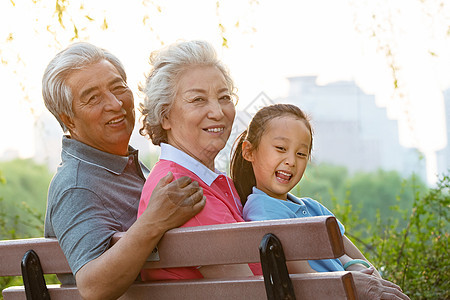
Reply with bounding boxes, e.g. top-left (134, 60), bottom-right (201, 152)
top-left (0, 0), bottom-right (449, 184)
